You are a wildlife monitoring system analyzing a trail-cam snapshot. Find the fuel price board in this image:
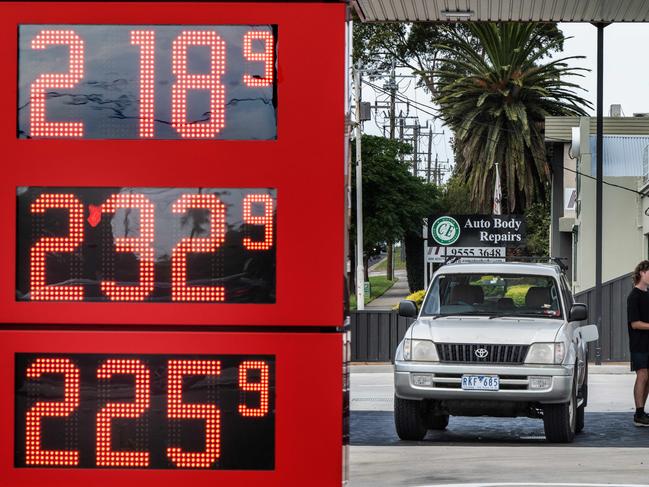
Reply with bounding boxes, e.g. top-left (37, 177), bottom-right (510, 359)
top-left (0, 2), bottom-right (347, 487)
